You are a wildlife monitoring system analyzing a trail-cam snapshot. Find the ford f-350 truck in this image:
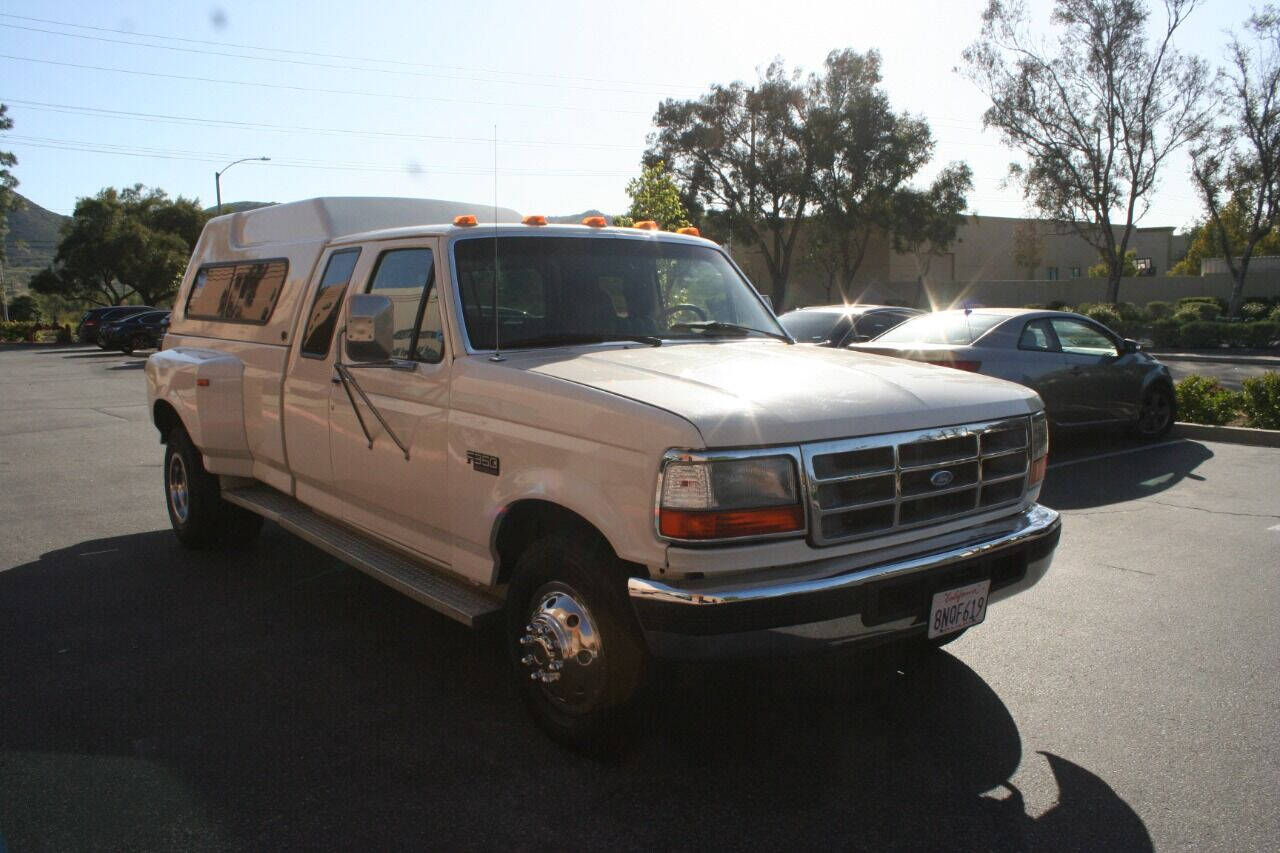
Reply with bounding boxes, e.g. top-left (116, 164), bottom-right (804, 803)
top-left (146, 198), bottom-right (1061, 747)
